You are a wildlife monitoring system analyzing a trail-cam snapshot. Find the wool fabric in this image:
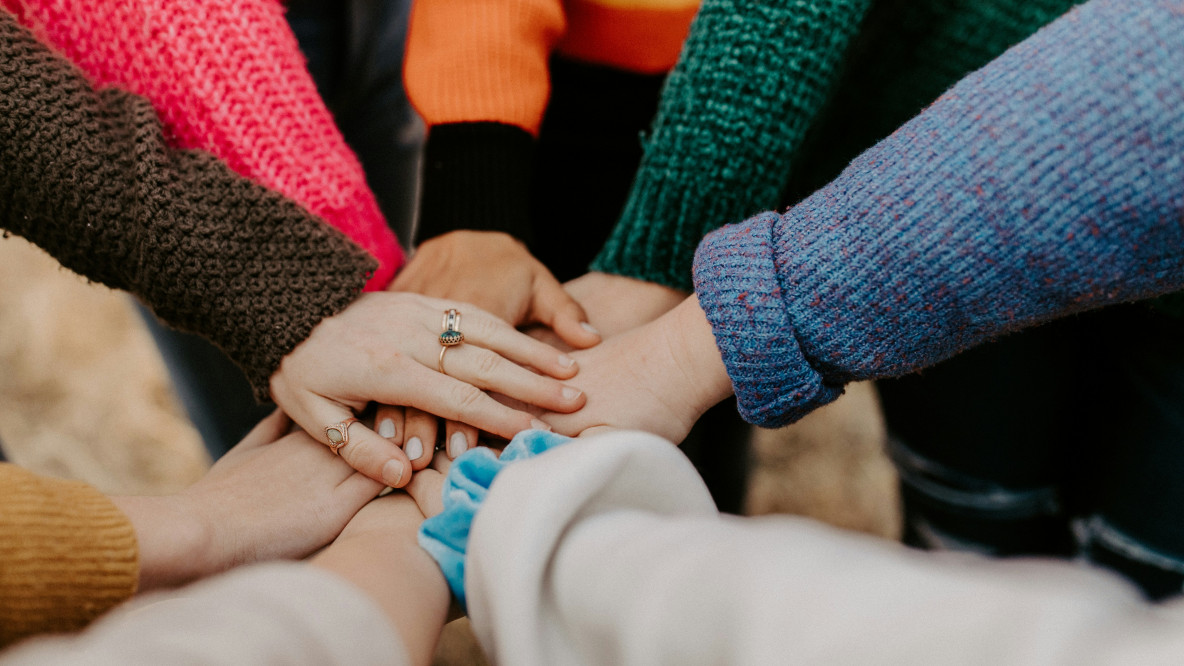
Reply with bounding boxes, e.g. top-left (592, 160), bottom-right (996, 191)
top-left (0, 10), bottom-right (376, 399)
top-left (694, 0), bottom-right (1184, 427)
top-left (0, 465), bottom-right (138, 647)
top-left (593, 0), bottom-right (1082, 291)
top-left (3, 0), bottom-right (403, 289)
